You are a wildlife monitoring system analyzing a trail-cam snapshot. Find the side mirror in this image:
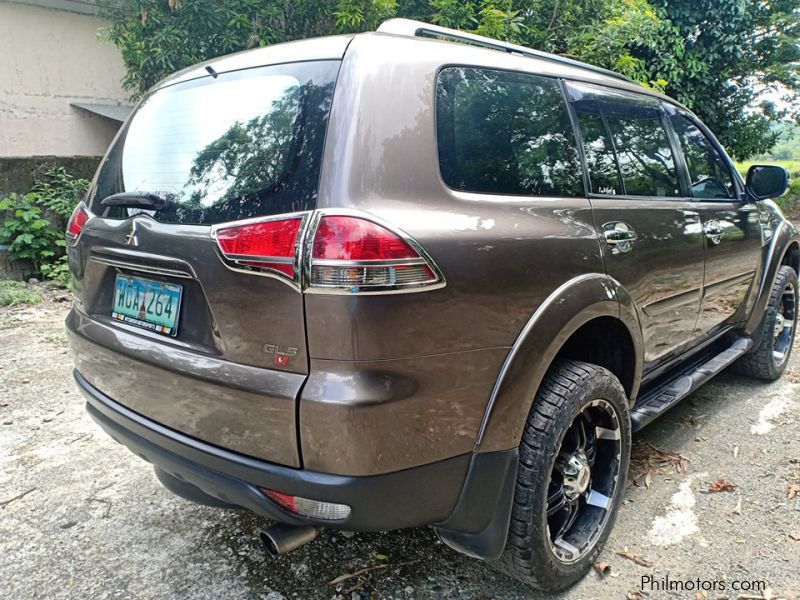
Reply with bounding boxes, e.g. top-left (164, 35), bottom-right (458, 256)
top-left (745, 165), bottom-right (790, 201)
